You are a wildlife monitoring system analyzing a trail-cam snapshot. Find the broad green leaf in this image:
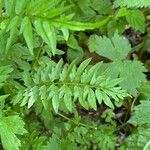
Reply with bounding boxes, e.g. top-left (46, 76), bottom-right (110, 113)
top-left (0, 115), bottom-right (27, 150)
top-left (121, 125), bottom-right (150, 150)
top-left (88, 34), bottom-right (131, 61)
top-left (103, 60), bottom-right (147, 95)
top-left (119, 60), bottom-right (147, 95)
top-left (128, 100), bottom-right (150, 125)
top-left (114, 0), bottom-right (150, 8)
top-left (126, 10), bottom-right (145, 32)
